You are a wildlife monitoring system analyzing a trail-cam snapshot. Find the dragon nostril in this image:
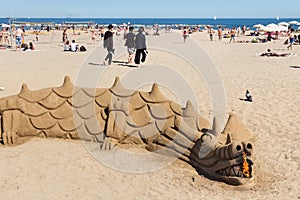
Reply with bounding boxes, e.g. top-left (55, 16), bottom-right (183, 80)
top-left (236, 145), bottom-right (242, 151)
top-left (247, 143), bottom-right (252, 149)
